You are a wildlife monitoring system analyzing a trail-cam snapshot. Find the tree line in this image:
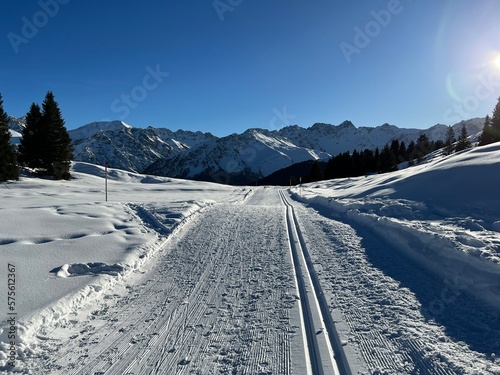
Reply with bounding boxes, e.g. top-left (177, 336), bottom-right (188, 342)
top-left (304, 96), bottom-right (500, 184)
top-left (0, 91), bottom-right (73, 181)
top-left (478, 96), bottom-right (500, 146)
